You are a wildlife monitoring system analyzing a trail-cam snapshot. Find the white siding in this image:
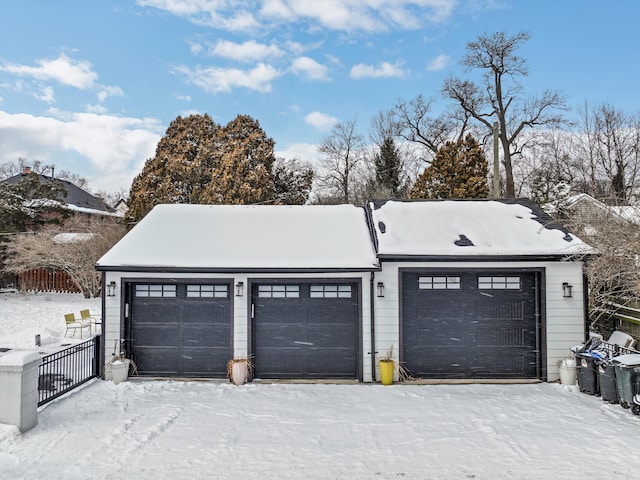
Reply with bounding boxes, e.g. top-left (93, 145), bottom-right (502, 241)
top-left (103, 260), bottom-right (585, 383)
top-left (373, 260), bottom-right (586, 382)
